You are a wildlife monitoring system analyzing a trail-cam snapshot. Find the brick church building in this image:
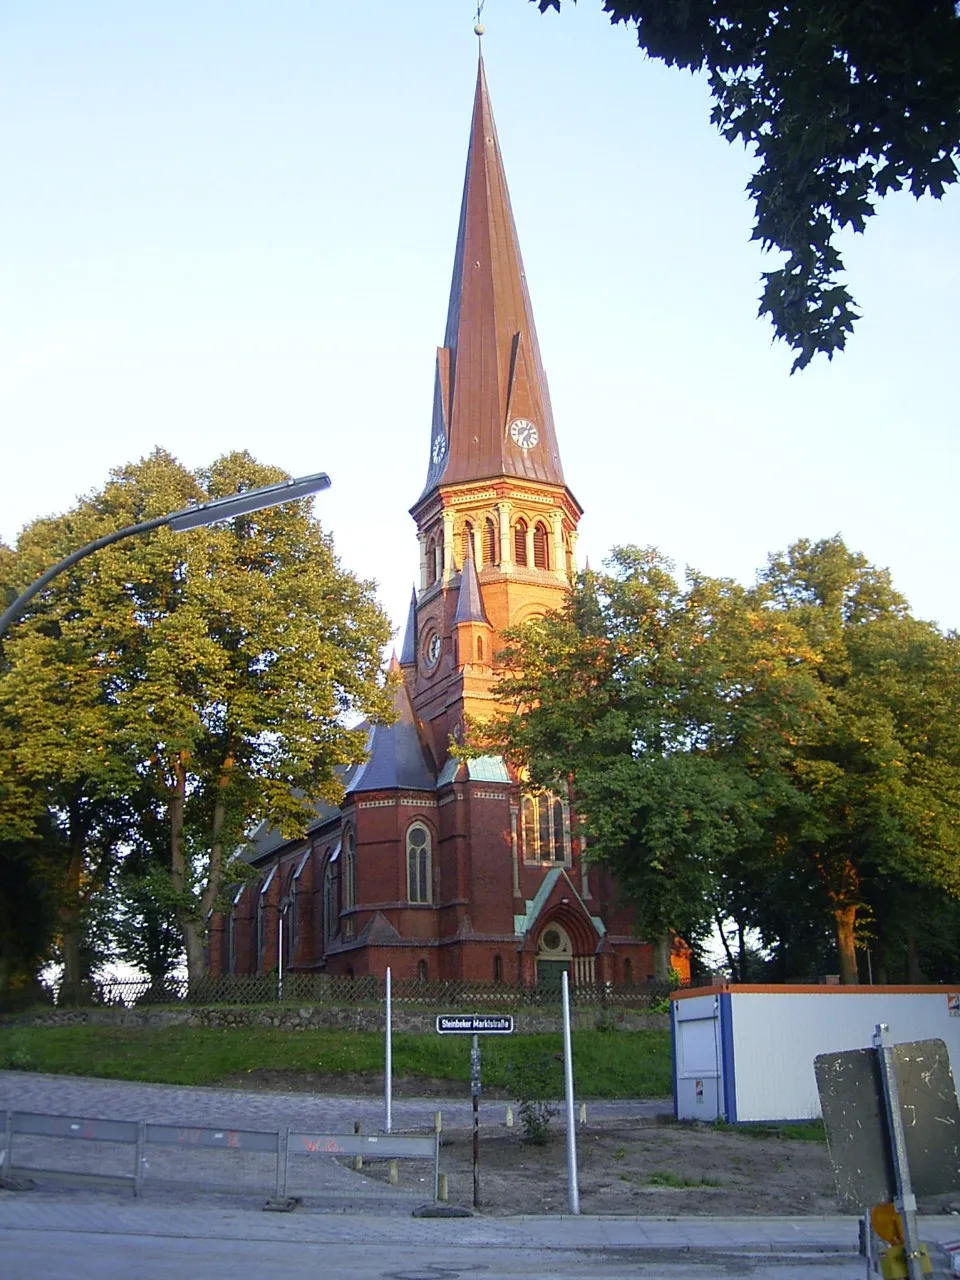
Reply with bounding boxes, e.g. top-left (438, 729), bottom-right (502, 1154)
top-left (210, 58), bottom-right (684, 989)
